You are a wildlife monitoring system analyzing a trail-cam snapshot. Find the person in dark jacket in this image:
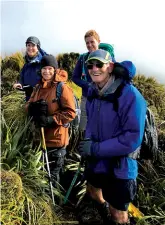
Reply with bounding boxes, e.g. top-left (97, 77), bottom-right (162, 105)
top-left (79, 49), bottom-right (147, 224)
top-left (25, 55), bottom-right (76, 187)
top-left (72, 30), bottom-right (115, 134)
top-left (13, 36), bottom-right (47, 101)
top-left (72, 30), bottom-right (100, 133)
